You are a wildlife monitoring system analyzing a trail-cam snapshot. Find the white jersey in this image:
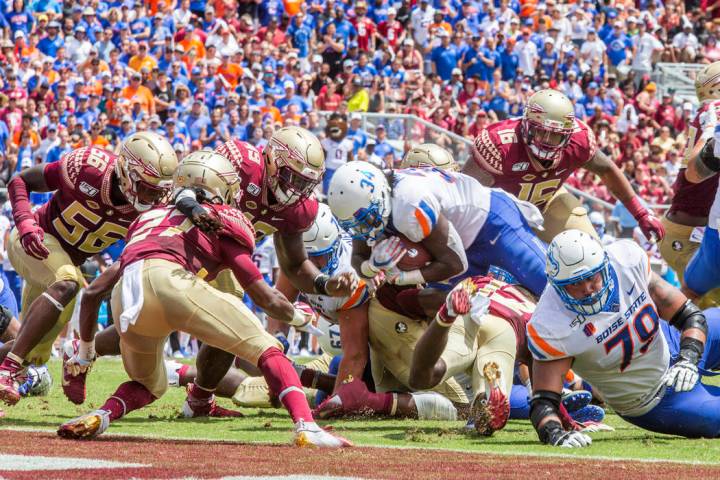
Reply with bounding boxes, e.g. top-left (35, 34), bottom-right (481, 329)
top-left (390, 169), bottom-right (492, 246)
top-left (251, 236), bottom-right (279, 278)
top-left (321, 138), bottom-right (354, 171)
top-left (698, 100), bottom-right (720, 229)
top-left (301, 235), bottom-right (370, 323)
top-left (528, 240), bottom-right (670, 417)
